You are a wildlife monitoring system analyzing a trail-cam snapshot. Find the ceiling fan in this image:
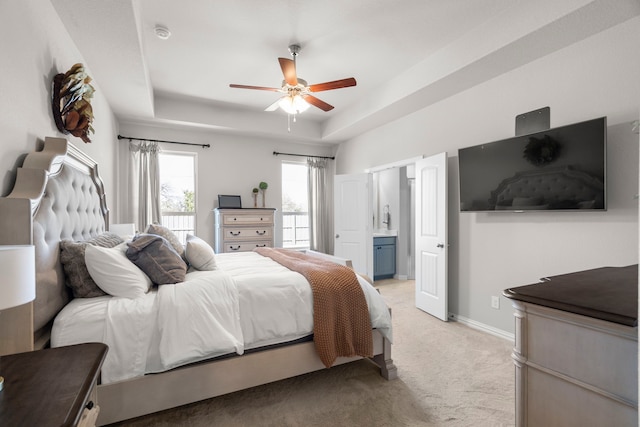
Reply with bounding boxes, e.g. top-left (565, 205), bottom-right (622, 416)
top-left (229, 44), bottom-right (356, 114)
